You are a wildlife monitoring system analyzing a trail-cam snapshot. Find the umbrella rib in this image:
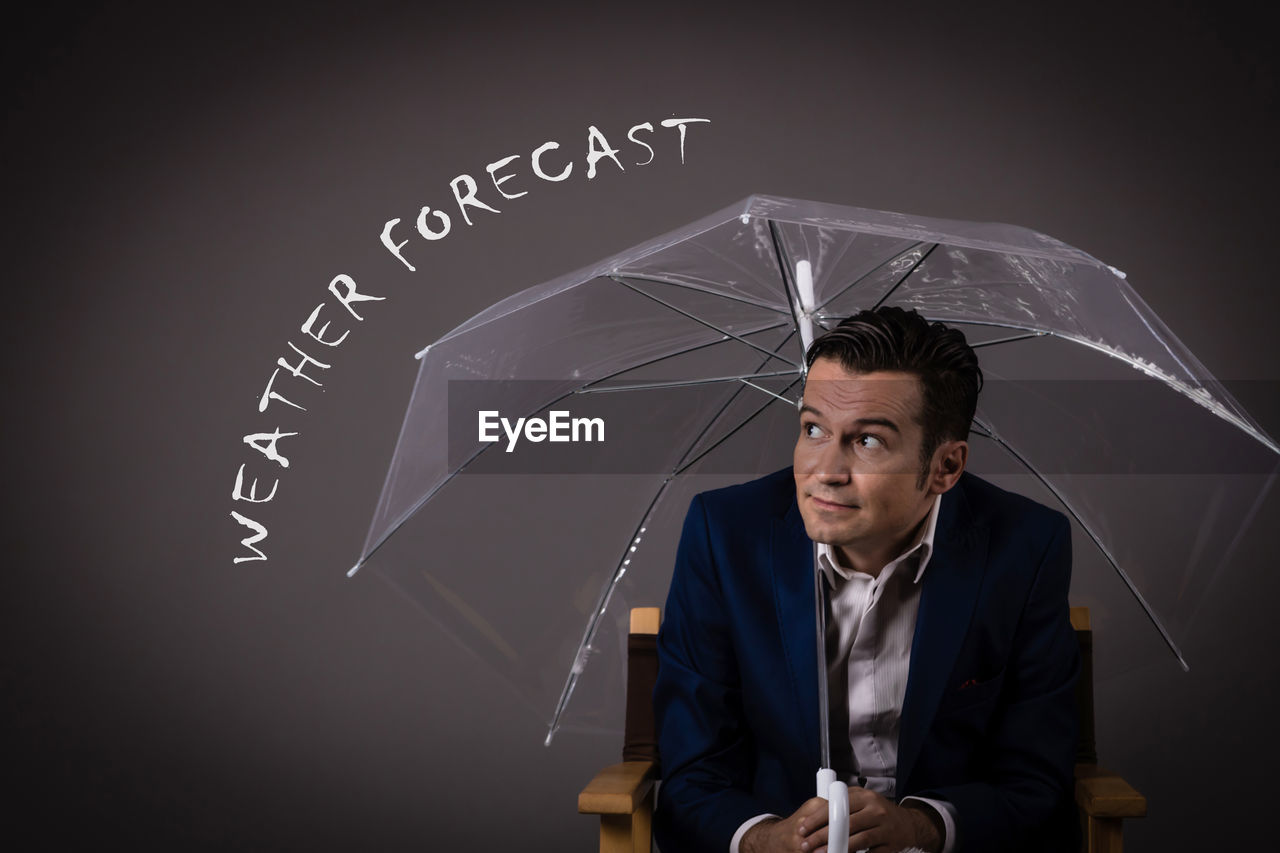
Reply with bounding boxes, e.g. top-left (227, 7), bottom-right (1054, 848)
top-left (612, 272), bottom-right (791, 315)
top-left (683, 224), bottom-right (801, 297)
top-left (738, 377), bottom-right (800, 406)
top-left (970, 331), bottom-right (1049, 349)
top-left (349, 446), bottom-right (485, 576)
top-left (1115, 283), bottom-right (1203, 395)
top-left (611, 276), bottom-right (799, 368)
top-left (814, 240), bottom-right (928, 314)
top-left (766, 219), bottom-right (808, 363)
top-left (578, 319), bottom-right (793, 391)
top-left (937, 318), bottom-right (1050, 332)
top-left (673, 376), bottom-right (805, 476)
top-left (870, 243), bottom-right (941, 311)
top-left (546, 477), bottom-right (675, 744)
top-left (577, 369), bottom-right (801, 394)
top-left (955, 320), bottom-right (1280, 454)
top-left (1065, 337), bottom-right (1280, 455)
top-left (814, 227), bottom-right (859, 291)
top-left (671, 329), bottom-right (801, 472)
top-left (348, 387), bottom-right (581, 576)
top-left (972, 415), bottom-right (1190, 672)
